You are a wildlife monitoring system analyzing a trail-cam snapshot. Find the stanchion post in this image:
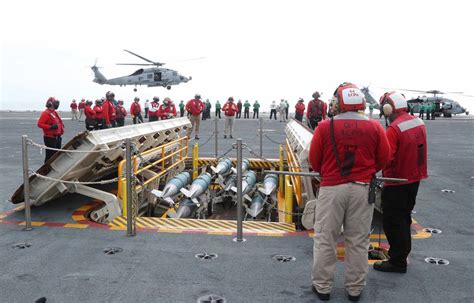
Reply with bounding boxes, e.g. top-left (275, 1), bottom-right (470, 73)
top-left (21, 135), bottom-right (32, 231)
top-left (259, 117), bottom-right (263, 157)
top-left (234, 138), bottom-right (245, 242)
top-left (193, 143), bottom-right (199, 180)
top-left (215, 117), bottom-right (218, 158)
top-left (125, 138), bottom-right (135, 236)
top-left (279, 144), bottom-right (284, 195)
